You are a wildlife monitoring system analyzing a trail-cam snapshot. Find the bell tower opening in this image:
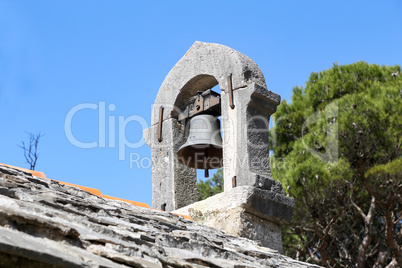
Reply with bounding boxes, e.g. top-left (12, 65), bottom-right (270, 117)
top-left (174, 78), bottom-right (224, 196)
